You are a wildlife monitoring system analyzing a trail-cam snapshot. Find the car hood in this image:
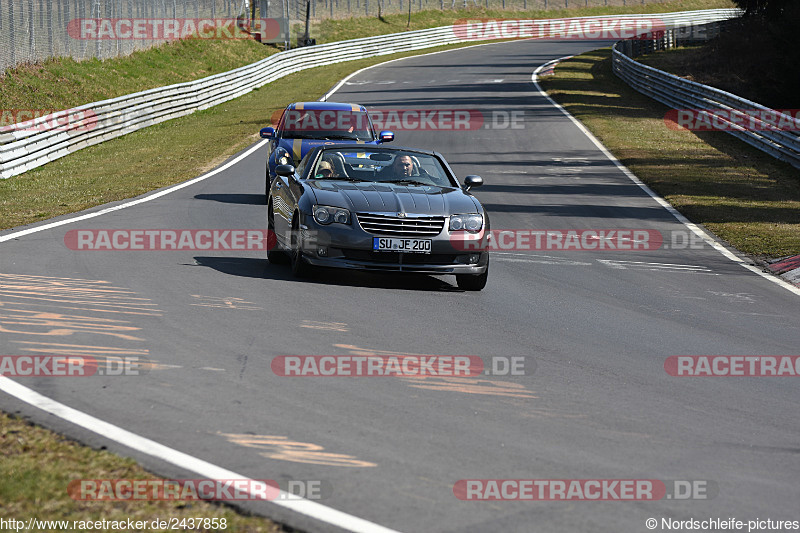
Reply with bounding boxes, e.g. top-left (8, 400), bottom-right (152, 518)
top-left (308, 181), bottom-right (481, 216)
